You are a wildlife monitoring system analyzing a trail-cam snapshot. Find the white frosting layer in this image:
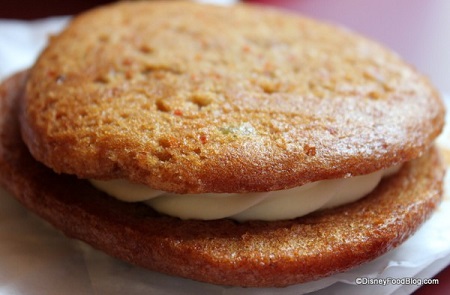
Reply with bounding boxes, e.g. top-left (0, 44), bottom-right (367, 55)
top-left (90, 165), bottom-right (401, 221)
